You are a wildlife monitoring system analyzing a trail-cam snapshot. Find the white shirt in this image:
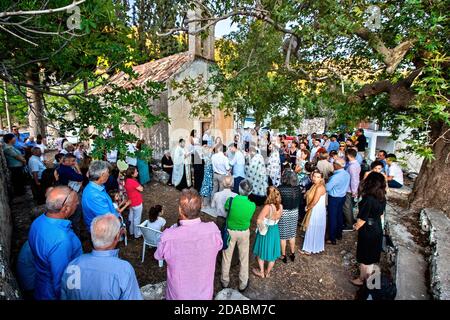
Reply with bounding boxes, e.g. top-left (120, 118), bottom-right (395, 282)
top-left (229, 150), bottom-right (246, 178)
top-left (36, 143), bottom-right (46, 161)
top-left (389, 162), bottom-right (404, 185)
top-left (211, 152), bottom-right (230, 175)
top-left (211, 189), bottom-right (238, 218)
top-left (145, 217), bottom-right (166, 232)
